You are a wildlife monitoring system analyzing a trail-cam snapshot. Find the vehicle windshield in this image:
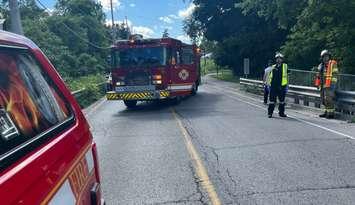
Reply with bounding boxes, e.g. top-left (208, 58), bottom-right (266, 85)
top-left (113, 47), bottom-right (167, 68)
